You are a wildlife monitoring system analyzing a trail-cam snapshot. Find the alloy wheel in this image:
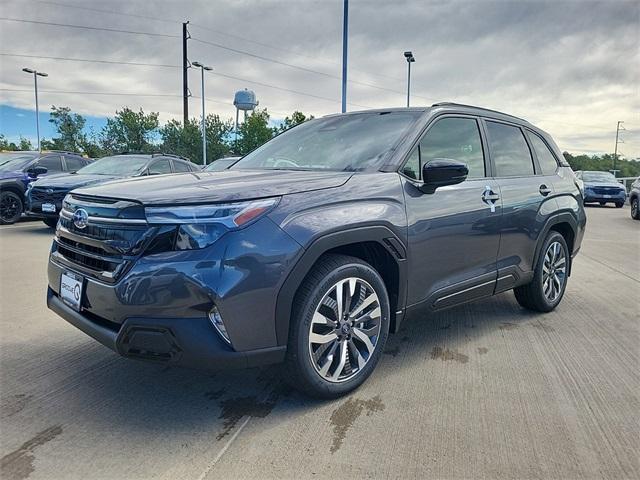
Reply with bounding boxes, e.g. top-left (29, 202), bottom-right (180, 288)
top-left (1, 194), bottom-right (20, 223)
top-left (308, 277), bottom-right (382, 383)
top-left (542, 241), bottom-right (567, 303)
